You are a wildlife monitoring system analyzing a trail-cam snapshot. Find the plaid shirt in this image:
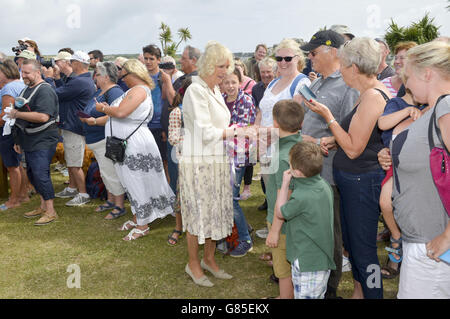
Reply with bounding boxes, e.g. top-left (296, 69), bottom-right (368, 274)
top-left (223, 90), bottom-right (256, 167)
